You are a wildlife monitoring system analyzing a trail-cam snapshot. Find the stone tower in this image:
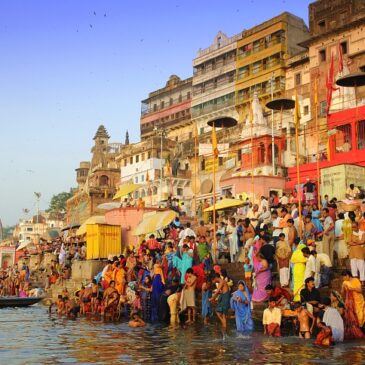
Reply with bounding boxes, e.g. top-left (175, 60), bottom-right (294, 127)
top-left (91, 125), bottom-right (110, 168)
